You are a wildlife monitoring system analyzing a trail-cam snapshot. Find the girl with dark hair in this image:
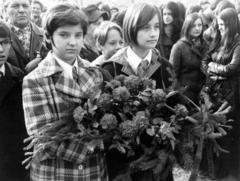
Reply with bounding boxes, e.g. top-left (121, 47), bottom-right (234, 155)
top-left (22, 3), bottom-right (109, 181)
top-left (170, 13), bottom-right (207, 104)
top-left (204, 8), bottom-right (240, 181)
top-left (156, 1), bottom-right (182, 60)
top-left (101, 2), bottom-right (174, 181)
